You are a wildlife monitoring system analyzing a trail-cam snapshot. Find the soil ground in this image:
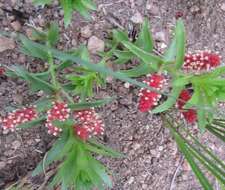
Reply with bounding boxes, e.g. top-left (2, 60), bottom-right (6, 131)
top-left (0, 0), bottom-right (225, 189)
